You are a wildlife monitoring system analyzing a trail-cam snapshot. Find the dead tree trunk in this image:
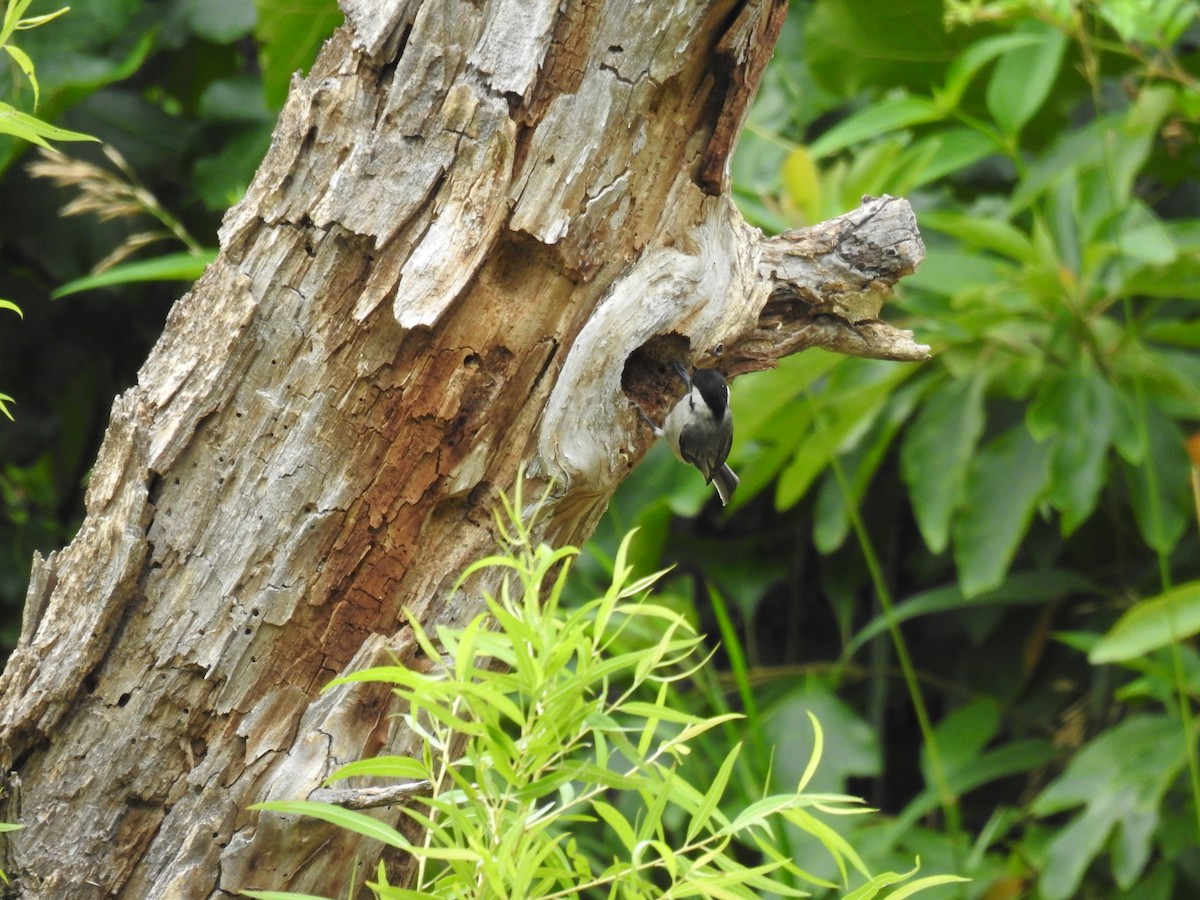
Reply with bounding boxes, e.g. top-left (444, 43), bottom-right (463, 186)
top-left (0, 0), bottom-right (925, 896)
